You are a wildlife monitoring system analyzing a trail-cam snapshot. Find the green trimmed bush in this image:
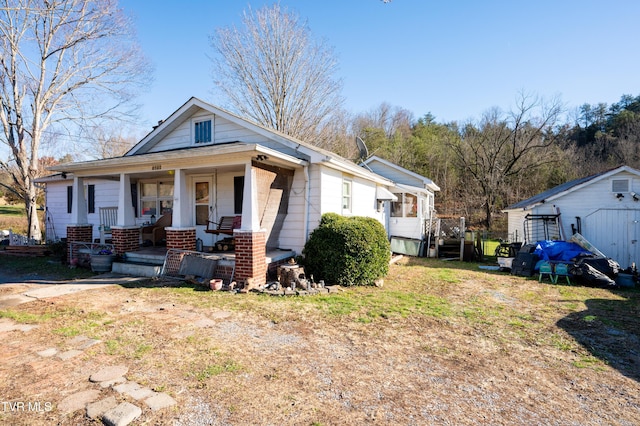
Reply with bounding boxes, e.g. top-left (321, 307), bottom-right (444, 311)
top-left (301, 213), bottom-right (390, 286)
